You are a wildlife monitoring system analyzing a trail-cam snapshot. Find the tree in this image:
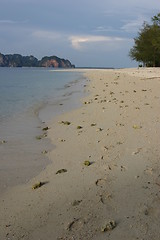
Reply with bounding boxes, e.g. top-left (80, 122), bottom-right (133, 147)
top-left (152, 13), bottom-right (160, 26)
top-left (129, 13), bottom-right (160, 67)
